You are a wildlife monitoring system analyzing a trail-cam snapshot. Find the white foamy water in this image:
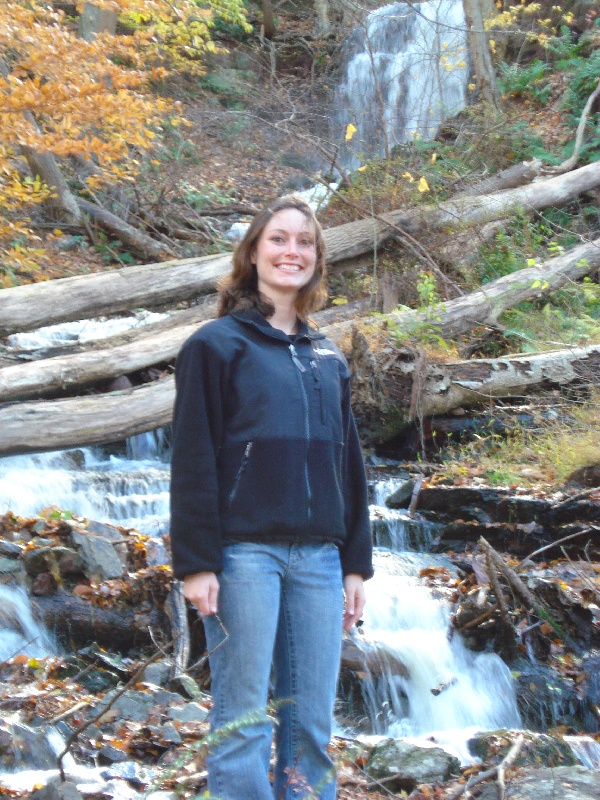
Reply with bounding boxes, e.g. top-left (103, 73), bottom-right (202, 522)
top-left (7, 310), bottom-right (168, 350)
top-left (358, 562), bottom-right (521, 738)
top-left (0, 585), bottom-right (56, 660)
top-left (333, 0), bottom-right (468, 167)
top-left (0, 432), bottom-right (170, 535)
